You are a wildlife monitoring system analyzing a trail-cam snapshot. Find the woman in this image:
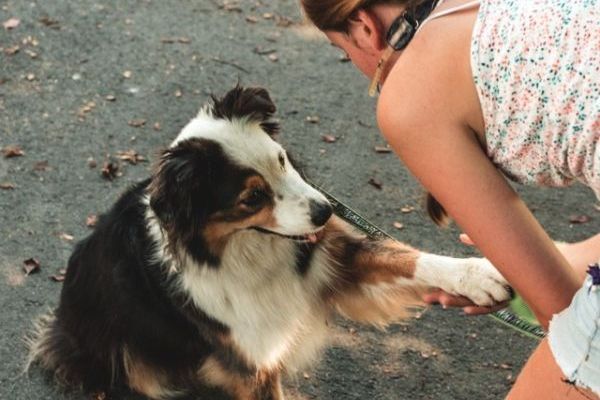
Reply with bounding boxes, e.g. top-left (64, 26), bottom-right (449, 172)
top-left (299, 0), bottom-right (600, 398)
